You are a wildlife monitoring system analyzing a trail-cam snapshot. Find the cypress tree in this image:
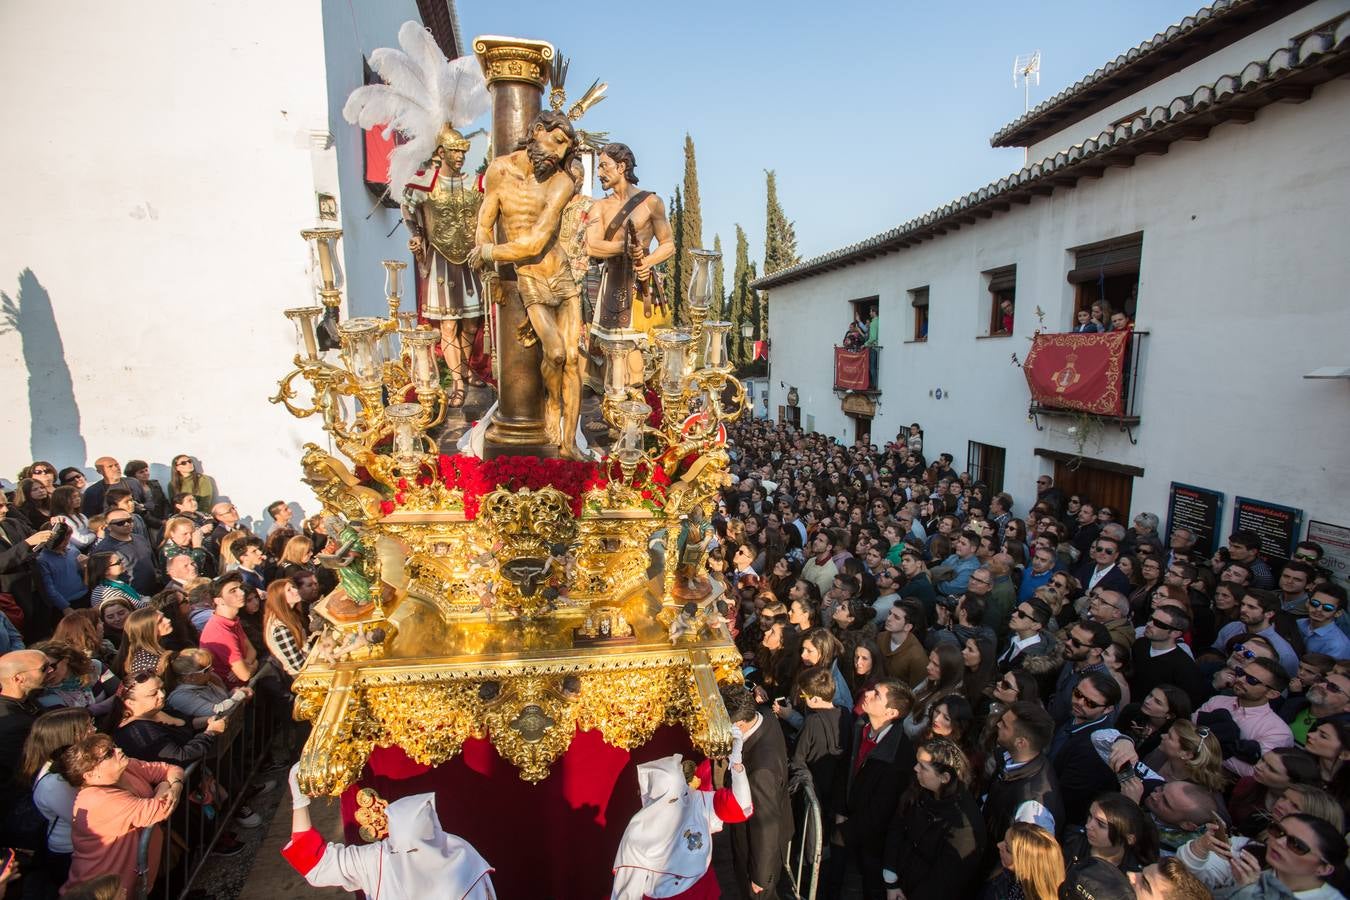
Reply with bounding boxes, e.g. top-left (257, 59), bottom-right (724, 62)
top-left (762, 170), bottom-right (799, 275)
top-left (680, 134), bottom-right (704, 306)
top-left (668, 187), bottom-right (684, 321)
